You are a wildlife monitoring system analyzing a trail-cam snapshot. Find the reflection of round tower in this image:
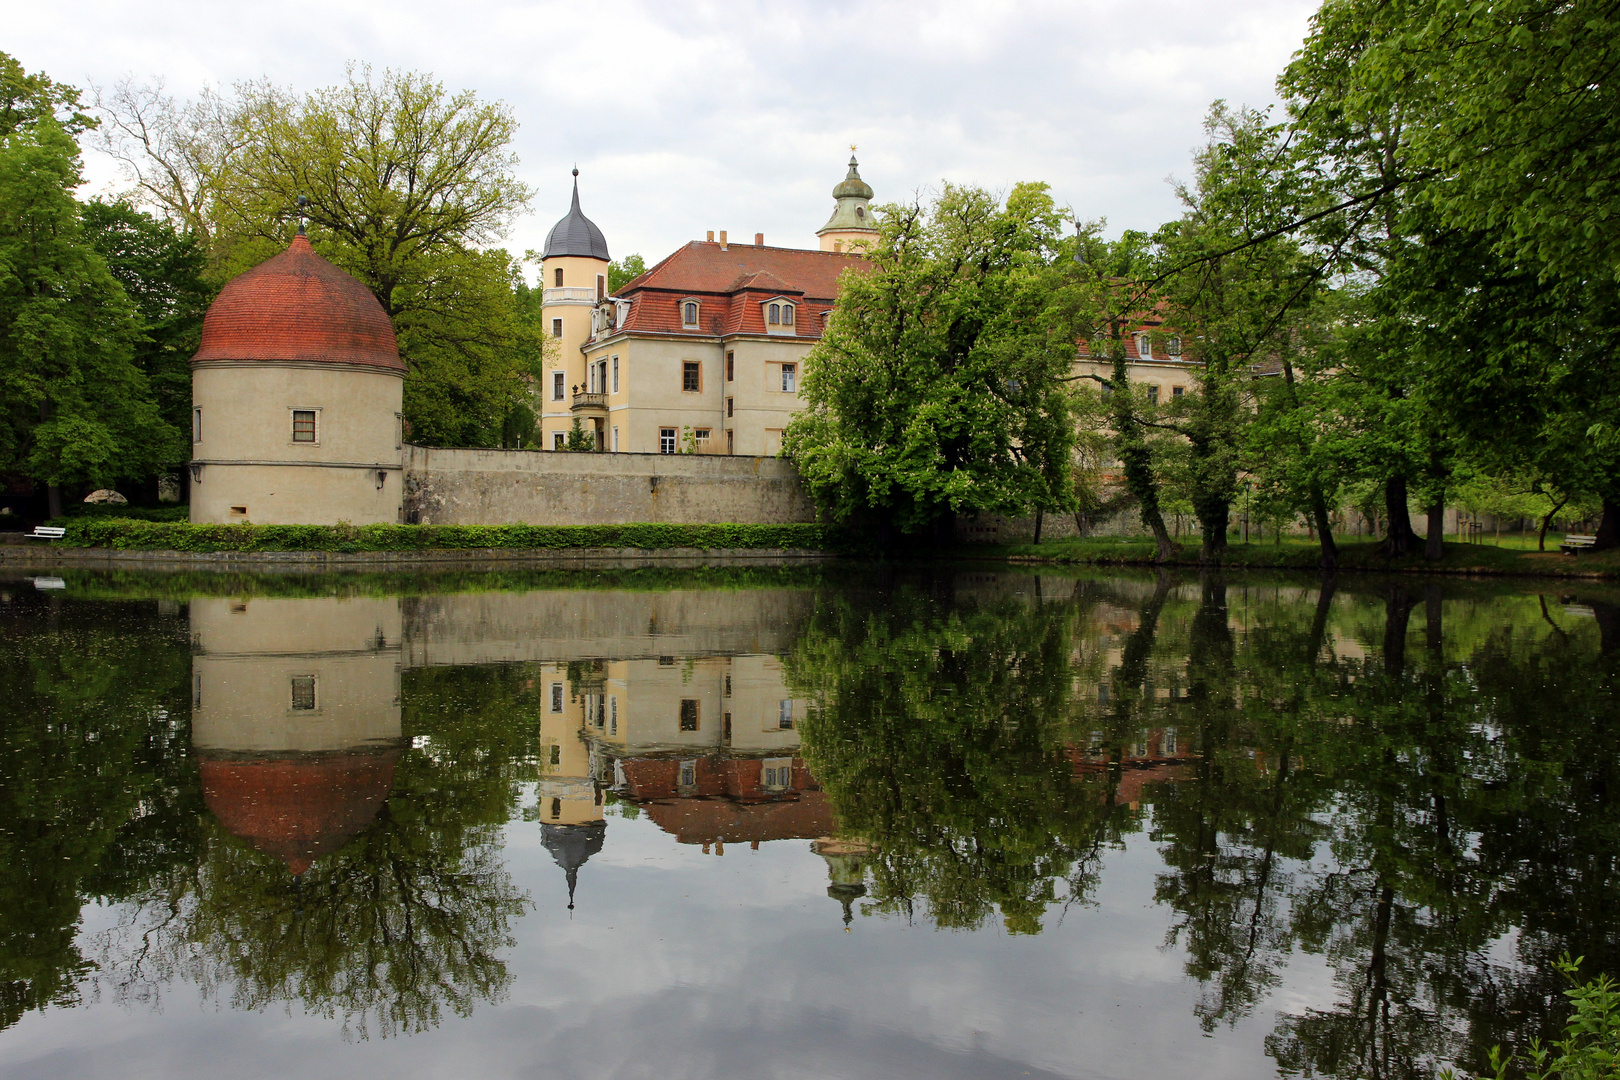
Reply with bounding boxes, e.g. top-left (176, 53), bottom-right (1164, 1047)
top-left (542, 821), bottom-right (606, 910)
top-left (538, 170), bottom-right (610, 446)
top-left (812, 838), bottom-right (874, 928)
top-left (817, 152), bottom-right (879, 253)
top-left (188, 225), bottom-right (405, 525)
top-left (191, 596), bottom-right (404, 875)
